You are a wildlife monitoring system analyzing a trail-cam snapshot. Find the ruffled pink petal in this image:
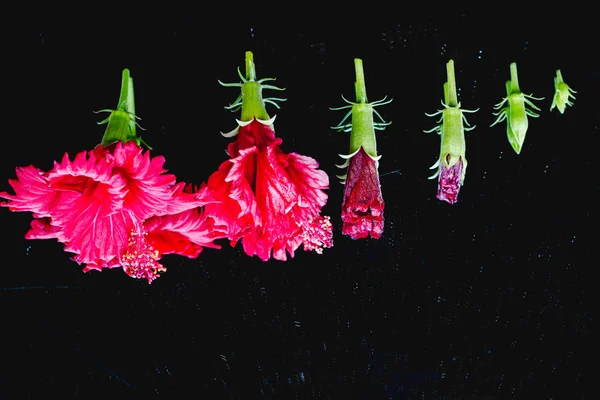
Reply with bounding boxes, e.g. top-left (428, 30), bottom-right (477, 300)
top-left (110, 141), bottom-right (188, 219)
top-left (1, 147), bottom-right (131, 265)
top-left (25, 218), bottom-right (64, 240)
top-left (47, 147), bottom-right (127, 210)
top-left (166, 181), bottom-right (219, 216)
top-left (82, 257), bottom-right (121, 273)
top-left (0, 165), bottom-right (66, 218)
top-left (144, 208), bottom-right (227, 259)
top-left (341, 147), bottom-right (384, 240)
top-left (253, 144), bottom-right (331, 260)
top-left (205, 147), bottom-right (258, 242)
top-left (23, 148), bottom-right (129, 266)
top-left (61, 206), bottom-right (131, 267)
top-left (436, 155), bottom-right (463, 204)
top-left (228, 146), bottom-right (261, 224)
top-left (284, 151), bottom-right (329, 219)
top-left (217, 145), bottom-right (294, 260)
